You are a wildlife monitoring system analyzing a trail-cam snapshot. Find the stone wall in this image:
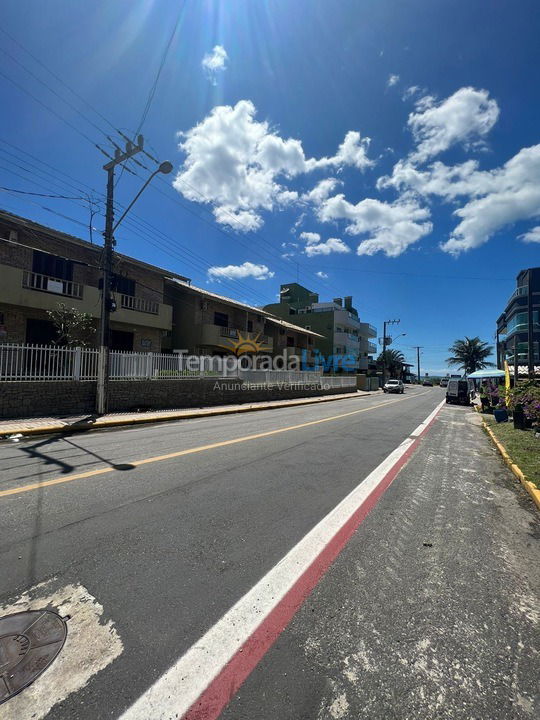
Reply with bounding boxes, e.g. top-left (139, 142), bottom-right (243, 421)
top-left (0, 378), bottom-right (355, 419)
top-left (0, 381), bottom-right (96, 419)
